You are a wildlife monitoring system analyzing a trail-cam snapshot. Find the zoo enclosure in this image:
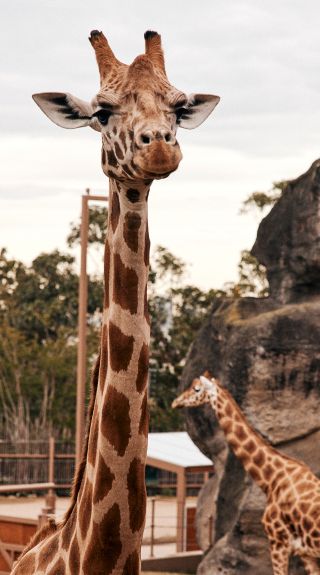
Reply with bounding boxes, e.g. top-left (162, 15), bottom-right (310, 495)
top-left (0, 433), bottom-right (214, 554)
